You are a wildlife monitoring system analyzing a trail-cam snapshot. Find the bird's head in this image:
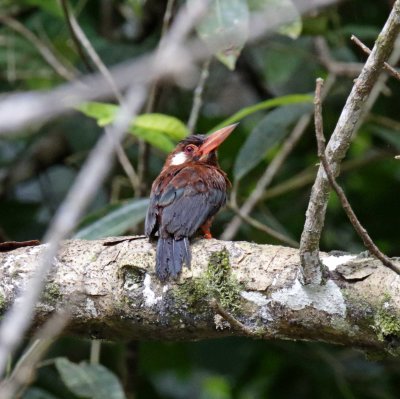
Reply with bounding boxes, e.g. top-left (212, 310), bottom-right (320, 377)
top-left (165, 123), bottom-right (237, 168)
